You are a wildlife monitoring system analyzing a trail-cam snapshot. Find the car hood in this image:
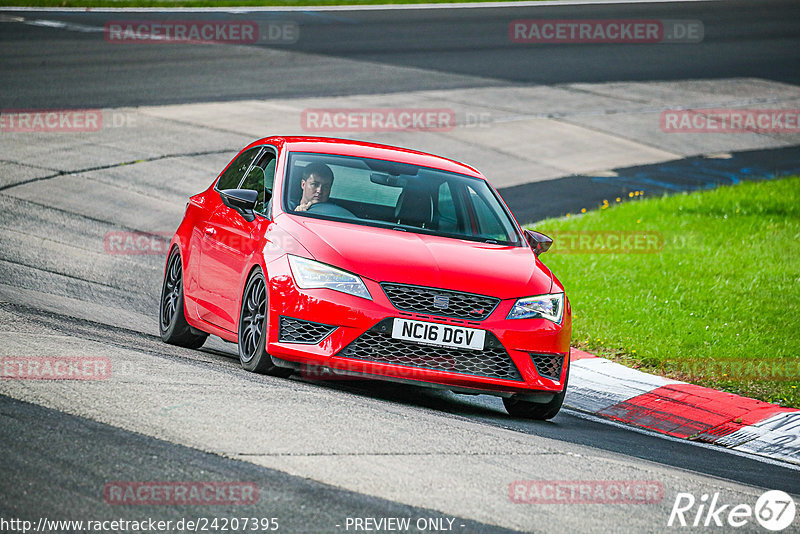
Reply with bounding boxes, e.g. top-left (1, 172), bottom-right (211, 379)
top-left (279, 215), bottom-right (553, 300)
